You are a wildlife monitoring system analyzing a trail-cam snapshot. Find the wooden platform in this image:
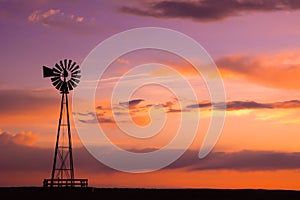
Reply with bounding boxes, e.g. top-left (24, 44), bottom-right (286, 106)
top-left (43, 179), bottom-right (88, 187)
